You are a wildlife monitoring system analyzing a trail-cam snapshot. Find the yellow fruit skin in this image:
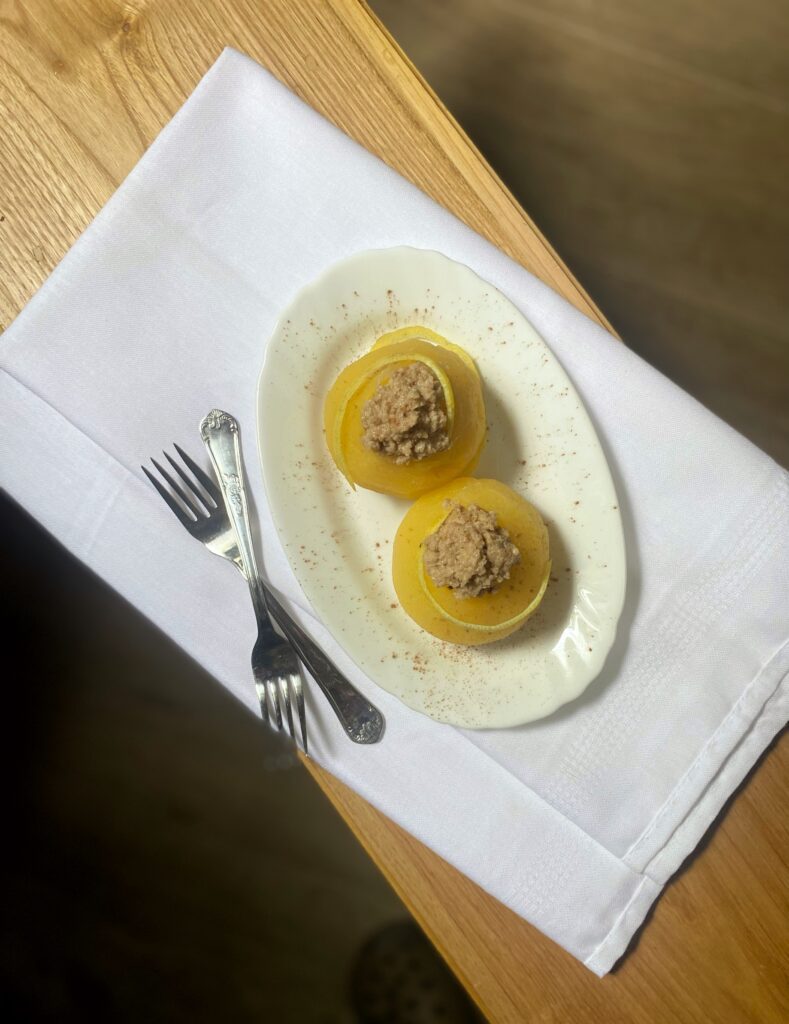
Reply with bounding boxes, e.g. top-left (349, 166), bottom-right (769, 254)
top-left (393, 478), bottom-right (551, 645)
top-left (323, 334), bottom-right (486, 499)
